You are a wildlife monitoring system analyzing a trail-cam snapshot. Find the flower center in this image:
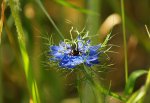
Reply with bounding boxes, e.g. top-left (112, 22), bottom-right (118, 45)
top-left (70, 44), bottom-right (80, 56)
top-left (71, 49), bottom-right (80, 56)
